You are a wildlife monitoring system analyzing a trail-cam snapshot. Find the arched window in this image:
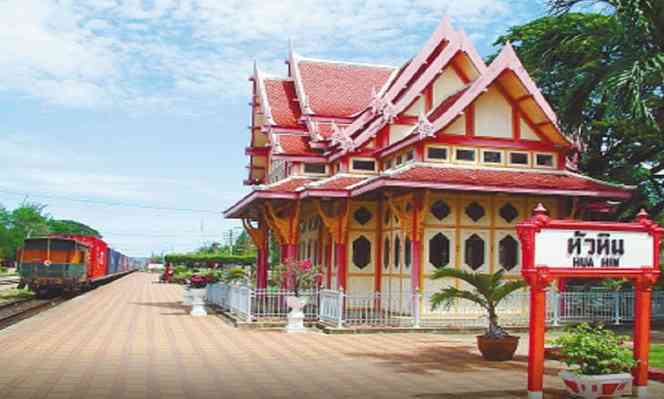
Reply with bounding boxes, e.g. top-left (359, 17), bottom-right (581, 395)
top-left (465, 234), bottom-right (485, 270)
top-left (352, 236), bottom-right (371, 269)
top-left (383, 237), bottom-right (390, 270)
top-left (429, 233), bottom-right (450, 269)
top-left (394, 236), bottom-right (401, 270)
top-left (405, 238), bottom-right (412, 269)
top-left (499, 235), bottom-right (519, 271)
